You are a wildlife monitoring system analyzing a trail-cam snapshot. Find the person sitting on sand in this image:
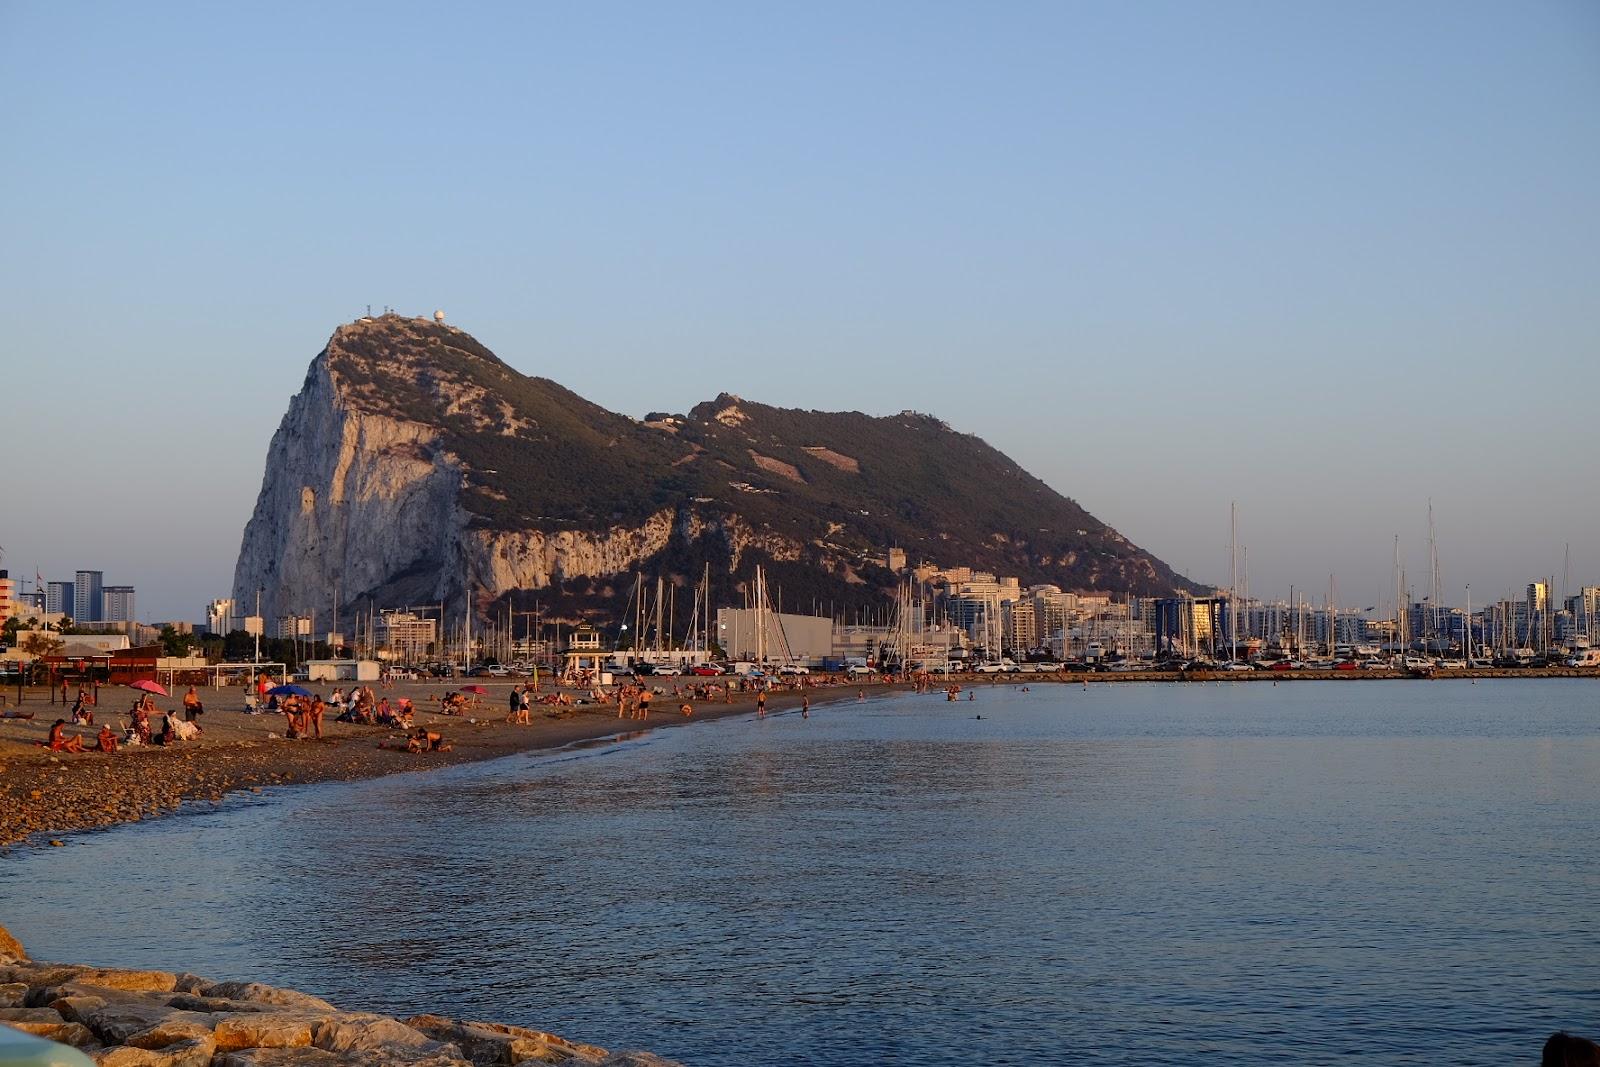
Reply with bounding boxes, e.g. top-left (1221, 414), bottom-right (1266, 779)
top-left (680, 702), bottom-right (693, 717)
top-left (96, 724), bottom-right (118, 753)
top-left (130, 704), bottom-right (152, 745)
top-left (72, 700), bottom-right (95, 726)
top-left (47, 719), bottom-right (85, 753)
